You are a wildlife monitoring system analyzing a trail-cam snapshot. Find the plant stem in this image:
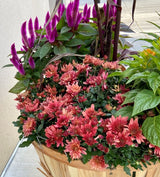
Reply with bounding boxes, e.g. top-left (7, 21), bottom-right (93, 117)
top-left (113, 0), bottom-right (122, 61)
top-left (94, 0), bottom-right (104, 57)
